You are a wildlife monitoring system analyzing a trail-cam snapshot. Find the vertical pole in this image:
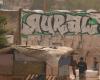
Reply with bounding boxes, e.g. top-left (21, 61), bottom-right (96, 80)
top-left (58, 63), bottom-right (59, 80)
top-left (18, 8), bottom-right (22, 45)
top-left (26, 36), bottom-right (28, 46)
top-left (14, 8), bottom-right (22, 45)
top-left (44, 62), bottom-right (46, 80)
top-left (12, 49), bottom-right (15, 75)
top-left (43, 0), bottom-right (47, 11)
top-left (98, 63), bottom-right (99, 79)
